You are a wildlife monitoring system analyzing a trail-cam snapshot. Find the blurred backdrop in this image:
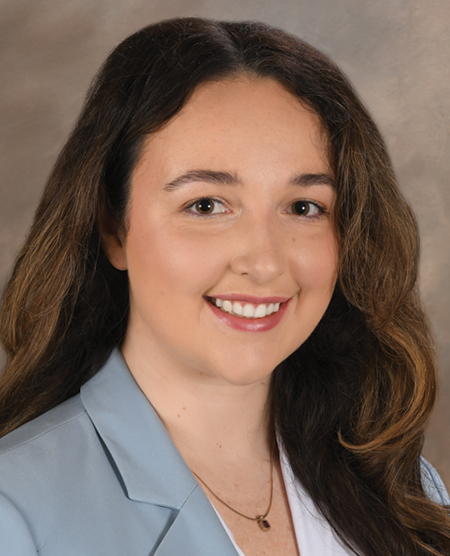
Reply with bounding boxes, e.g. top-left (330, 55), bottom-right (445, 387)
top-left (1, 0), bottom-right (449, 486)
